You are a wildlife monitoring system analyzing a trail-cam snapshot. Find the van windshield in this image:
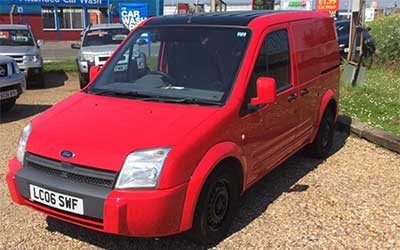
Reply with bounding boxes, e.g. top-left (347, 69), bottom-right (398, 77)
top-left (0, 29), bottom-right (35, 46)
top-left (83, 28), bottom-right (129, 47)
top-left (88, 27), bottom-right (250, 105)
